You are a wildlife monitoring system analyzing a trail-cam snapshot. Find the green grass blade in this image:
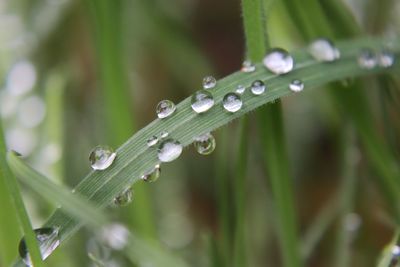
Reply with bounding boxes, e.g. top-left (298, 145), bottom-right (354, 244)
top-left (85, 0), bottom-right (156, 238)
top-left (0, 123), bottom-right (44, 267)
top-left (7, 153), bottom-right (187, 267)
top-left (376, 231), bottom-right (400, 267)
top-left (10, 37), bottom-right (400, 266)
